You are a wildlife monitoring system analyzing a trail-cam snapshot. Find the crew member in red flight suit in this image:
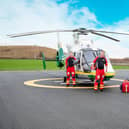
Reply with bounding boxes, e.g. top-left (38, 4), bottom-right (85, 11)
top-left (92, 51), bottom-right (108, 91)
top-left (65, 52), bottom-right (76, 86)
